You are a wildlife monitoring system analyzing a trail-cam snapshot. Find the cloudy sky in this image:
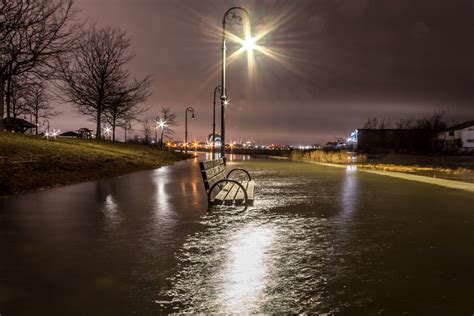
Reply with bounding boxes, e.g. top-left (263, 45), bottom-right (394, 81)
top-left (55, 0), bottom-right (474, 144)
